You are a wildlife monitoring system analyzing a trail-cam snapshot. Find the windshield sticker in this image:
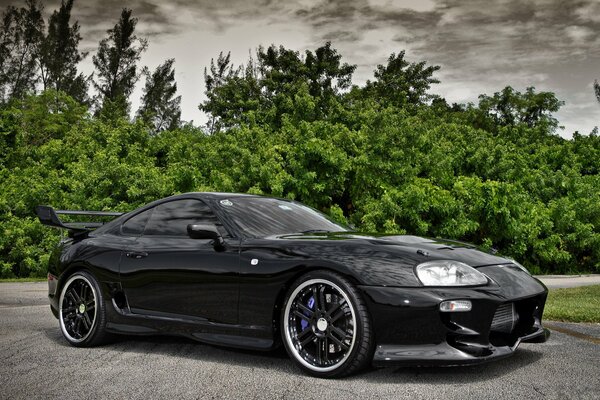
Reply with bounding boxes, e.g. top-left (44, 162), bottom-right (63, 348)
top-left (278, 205), bottom-right (292, 211)
top-left (220, 199), bottom-right (233, 206)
